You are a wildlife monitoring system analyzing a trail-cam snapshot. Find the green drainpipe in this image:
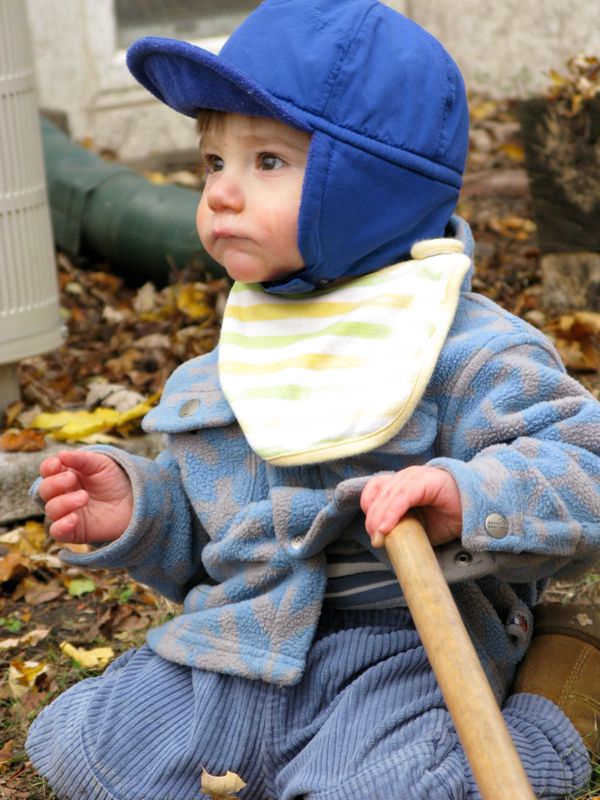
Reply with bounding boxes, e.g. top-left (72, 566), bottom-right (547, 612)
top-left (41, 117), bottom-right (224, 285)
